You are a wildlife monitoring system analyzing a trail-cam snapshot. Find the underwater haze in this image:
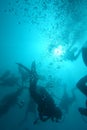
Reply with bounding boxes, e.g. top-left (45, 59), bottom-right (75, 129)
top-left (0, 0), bottom-right (87, 130)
